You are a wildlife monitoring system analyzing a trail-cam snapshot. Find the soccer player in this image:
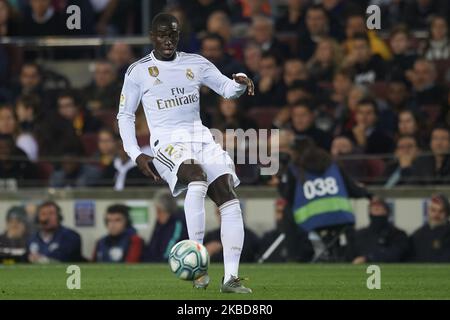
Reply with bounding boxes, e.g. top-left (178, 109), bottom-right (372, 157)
top-left (117, 13), bottom-right (255, 293)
